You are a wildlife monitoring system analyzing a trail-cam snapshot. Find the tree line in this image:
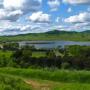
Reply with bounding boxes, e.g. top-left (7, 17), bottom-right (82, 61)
top-left (0, 42), bottom-right (90, 70)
